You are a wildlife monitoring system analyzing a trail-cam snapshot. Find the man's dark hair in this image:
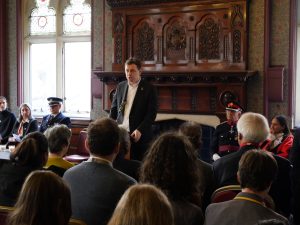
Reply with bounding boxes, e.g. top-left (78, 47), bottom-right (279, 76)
top-left (125, 57), bottom-right (142, 70)
top-left (238, 150), bottom-right (278, 192)
top-left (87, 118), bottom-right (120, 156)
